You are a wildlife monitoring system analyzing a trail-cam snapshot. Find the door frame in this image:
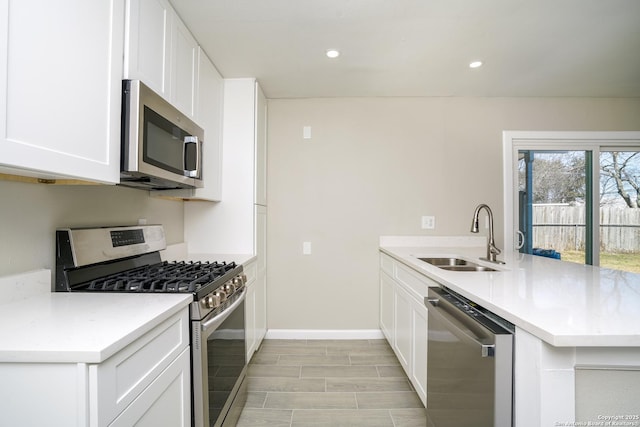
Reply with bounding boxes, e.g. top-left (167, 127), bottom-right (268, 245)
top-left (502, 131), bottom-right (640, 264)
